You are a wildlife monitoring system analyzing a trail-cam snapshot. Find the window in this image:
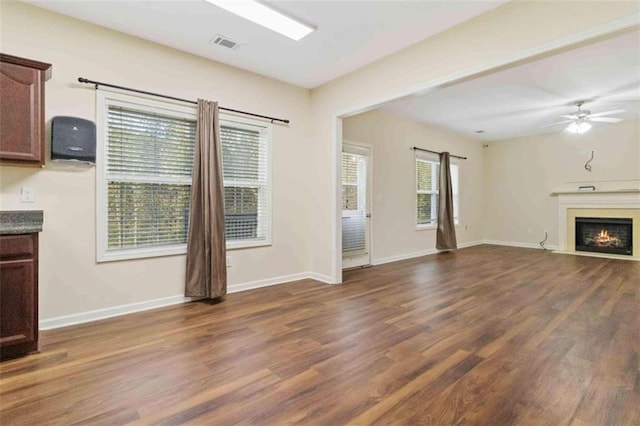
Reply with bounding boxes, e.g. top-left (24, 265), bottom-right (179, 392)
top-left (341, 153), bottom-right (361, 211)
top-left (220, 122), bottom-right (271, 247)
top-left (415, 153), bottom-right (459, 228)
top-left (341, 151), bottom-right (368, 254)
top-left (97, 91), bottom-right (271, 262)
